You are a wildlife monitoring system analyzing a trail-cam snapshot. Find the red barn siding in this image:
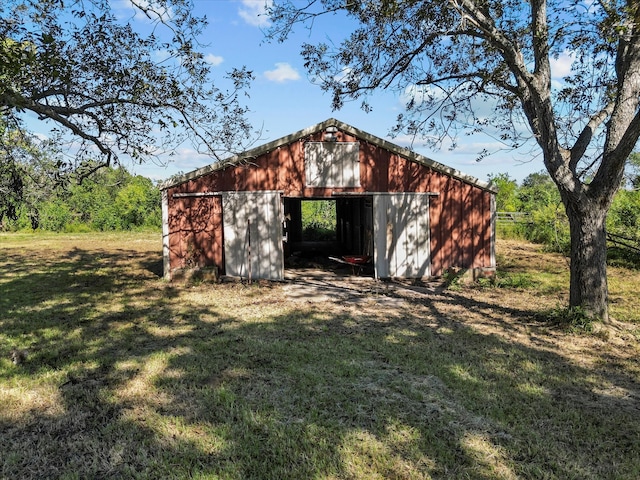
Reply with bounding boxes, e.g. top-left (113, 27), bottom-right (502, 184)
top-left (164, 119), bottom-right (495, 279)
top-left (461, 182), bottom-right (473, 268)
top-left (429, 174), bottom-right (444, 276)
top-left (470, 187), bottom-right (483, 267)
top-left (167, 195), bottom-right (223, 272)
